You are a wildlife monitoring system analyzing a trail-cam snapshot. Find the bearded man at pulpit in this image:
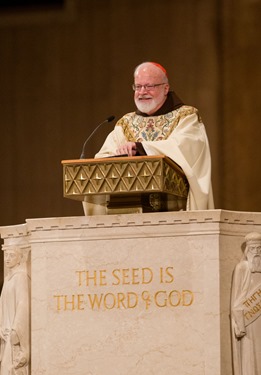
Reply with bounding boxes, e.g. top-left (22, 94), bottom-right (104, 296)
top-left (94, 61), bottom-right (214, 211)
